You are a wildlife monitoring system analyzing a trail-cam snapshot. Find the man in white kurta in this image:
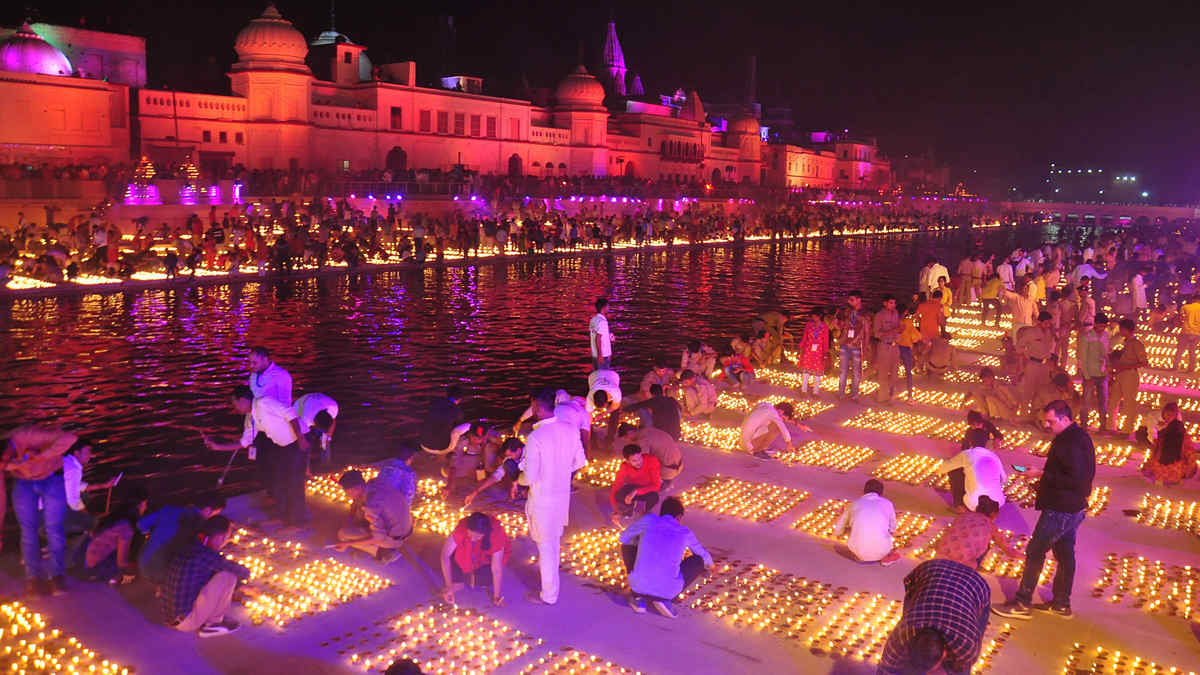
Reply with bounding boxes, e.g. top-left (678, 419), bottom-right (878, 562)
top-left (520, 392), bottom-right (587, 604)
